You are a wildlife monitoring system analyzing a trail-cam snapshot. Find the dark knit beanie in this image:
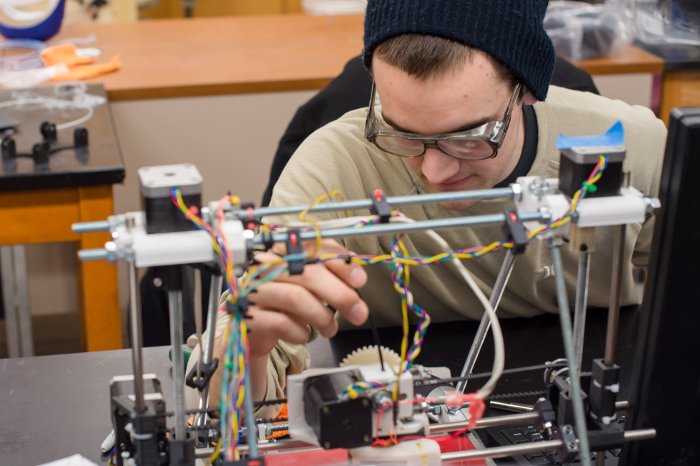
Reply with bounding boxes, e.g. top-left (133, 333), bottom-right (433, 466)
top-left (363, 0), bottom-right (555, 101)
